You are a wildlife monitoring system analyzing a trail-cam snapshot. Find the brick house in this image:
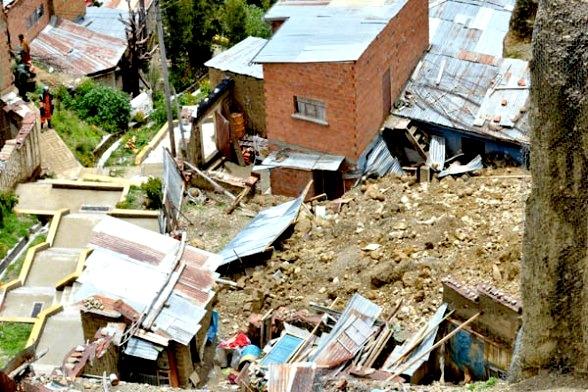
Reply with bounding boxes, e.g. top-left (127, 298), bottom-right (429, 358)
top-left (253, 0), bottom-right (429, 196)
top-left (2, 0), bottom-right (86, 49)
top-left (205, 36), bottom-right (268, 137)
